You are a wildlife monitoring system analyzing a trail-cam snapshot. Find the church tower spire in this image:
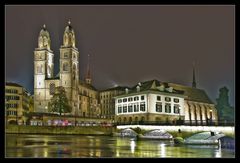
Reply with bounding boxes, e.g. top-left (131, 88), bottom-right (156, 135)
top-left (85, 54), bottom-right (92, 85)
top-left (192, 62), bottom-right (197, 88)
